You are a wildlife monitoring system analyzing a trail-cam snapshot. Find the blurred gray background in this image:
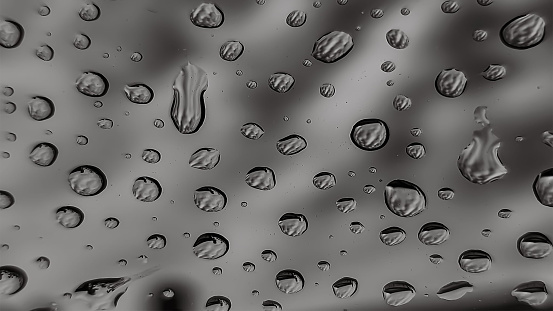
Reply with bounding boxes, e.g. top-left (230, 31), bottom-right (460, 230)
top-left (1, 0), bottom-right (552, 310)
